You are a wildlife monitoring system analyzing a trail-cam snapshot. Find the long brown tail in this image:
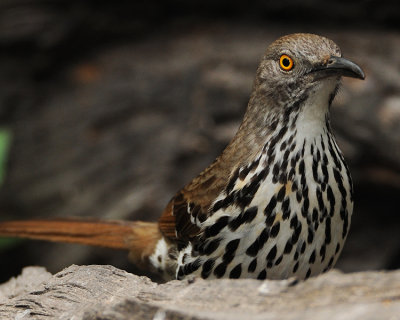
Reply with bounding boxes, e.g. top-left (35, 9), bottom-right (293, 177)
top-left (0, 218), bottom-right (162, 269)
